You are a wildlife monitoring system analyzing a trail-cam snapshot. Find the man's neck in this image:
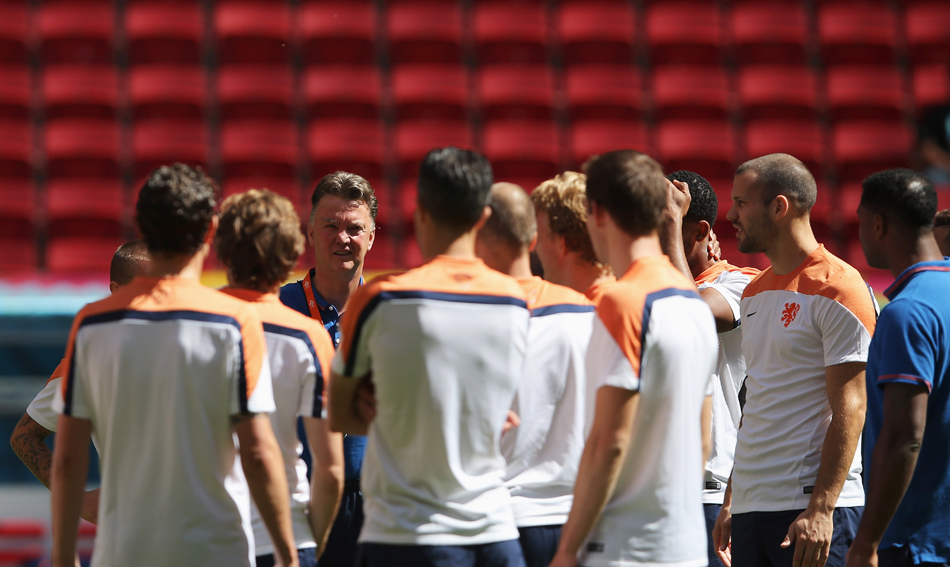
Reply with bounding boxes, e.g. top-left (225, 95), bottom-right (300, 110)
top-left (146, 250), bottom-right (206, 281)
top-left (886, 232), bottom-right (945, 279)
top-left (506, 252), bottom-right (534, 279)
top-left (560, 256), bottom-right (610, 294)
top-left (312, 268), bottom-right (361, 311)
top-left (422, 227), bottom-right (478, 262)
top-left (607, 231), bottom-right (664, 276)
top-left (765, 217), bottom-right (820, 276)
